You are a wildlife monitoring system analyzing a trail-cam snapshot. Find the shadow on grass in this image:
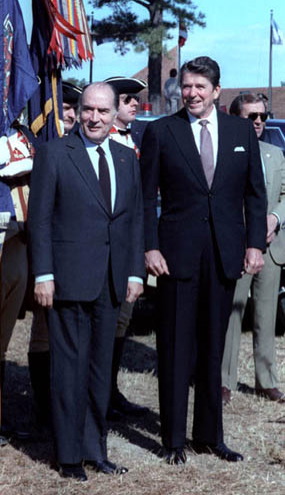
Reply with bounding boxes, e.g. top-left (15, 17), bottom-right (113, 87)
top-left (1, 360), bottom-right (55, 468)
top-left (108, 409), bottom-right (162, 457)
top-left (120, 337), bottom-right (158, 376)
top-left (2, 341), bottom-right (161, 467)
